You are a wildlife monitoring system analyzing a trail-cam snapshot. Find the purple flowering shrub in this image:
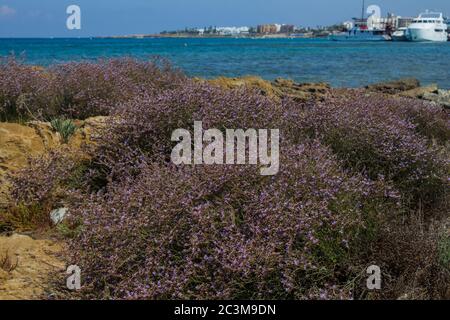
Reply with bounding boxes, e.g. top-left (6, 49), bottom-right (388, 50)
top-left (387, 96), bottom-right (450, 145)
top-left (3, 148), bottom-right (86, 231)
top-left (0, 57), bottom-right (59, 121)
top-left (0, 57), bottom-right (186, 121)
top-left (5, 60), bottom-right (449, 299)
top-left (50, 57), bottom-right (186, 119)
top-left (338, 90), bottom-right (449, 145)
top-left (66, 141), bottom-right (395, 299)
top-left (91, 81), bottom-right (282, 182)
top-left (10, 149), bottom-right (80, 206)
top-left (284, 89), bottom-right (448, 208)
